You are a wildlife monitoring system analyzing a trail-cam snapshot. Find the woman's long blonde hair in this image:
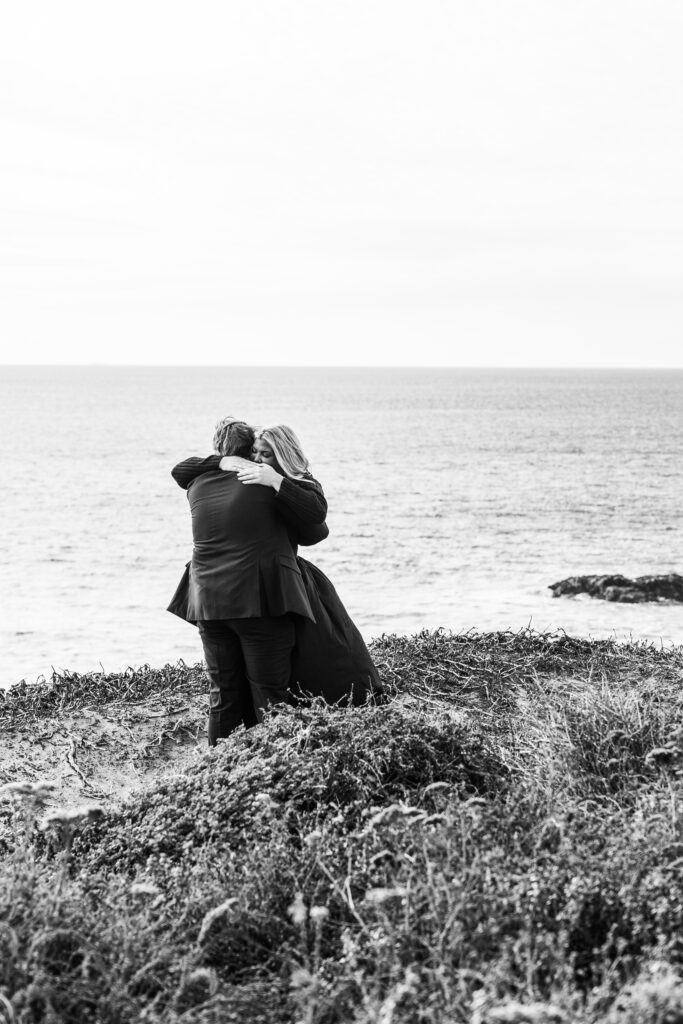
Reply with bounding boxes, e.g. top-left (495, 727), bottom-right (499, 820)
top-left (254, 424), bottom-right (312, 480)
